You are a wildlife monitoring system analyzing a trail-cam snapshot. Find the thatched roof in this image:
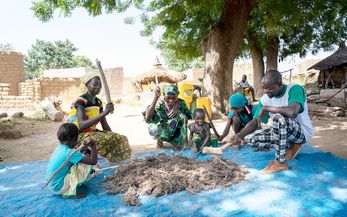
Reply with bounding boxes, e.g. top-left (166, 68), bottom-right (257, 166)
top-left (308, 43), bottom-right (347, 70)
top-left (133, 57), bottom-right (186, 85)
